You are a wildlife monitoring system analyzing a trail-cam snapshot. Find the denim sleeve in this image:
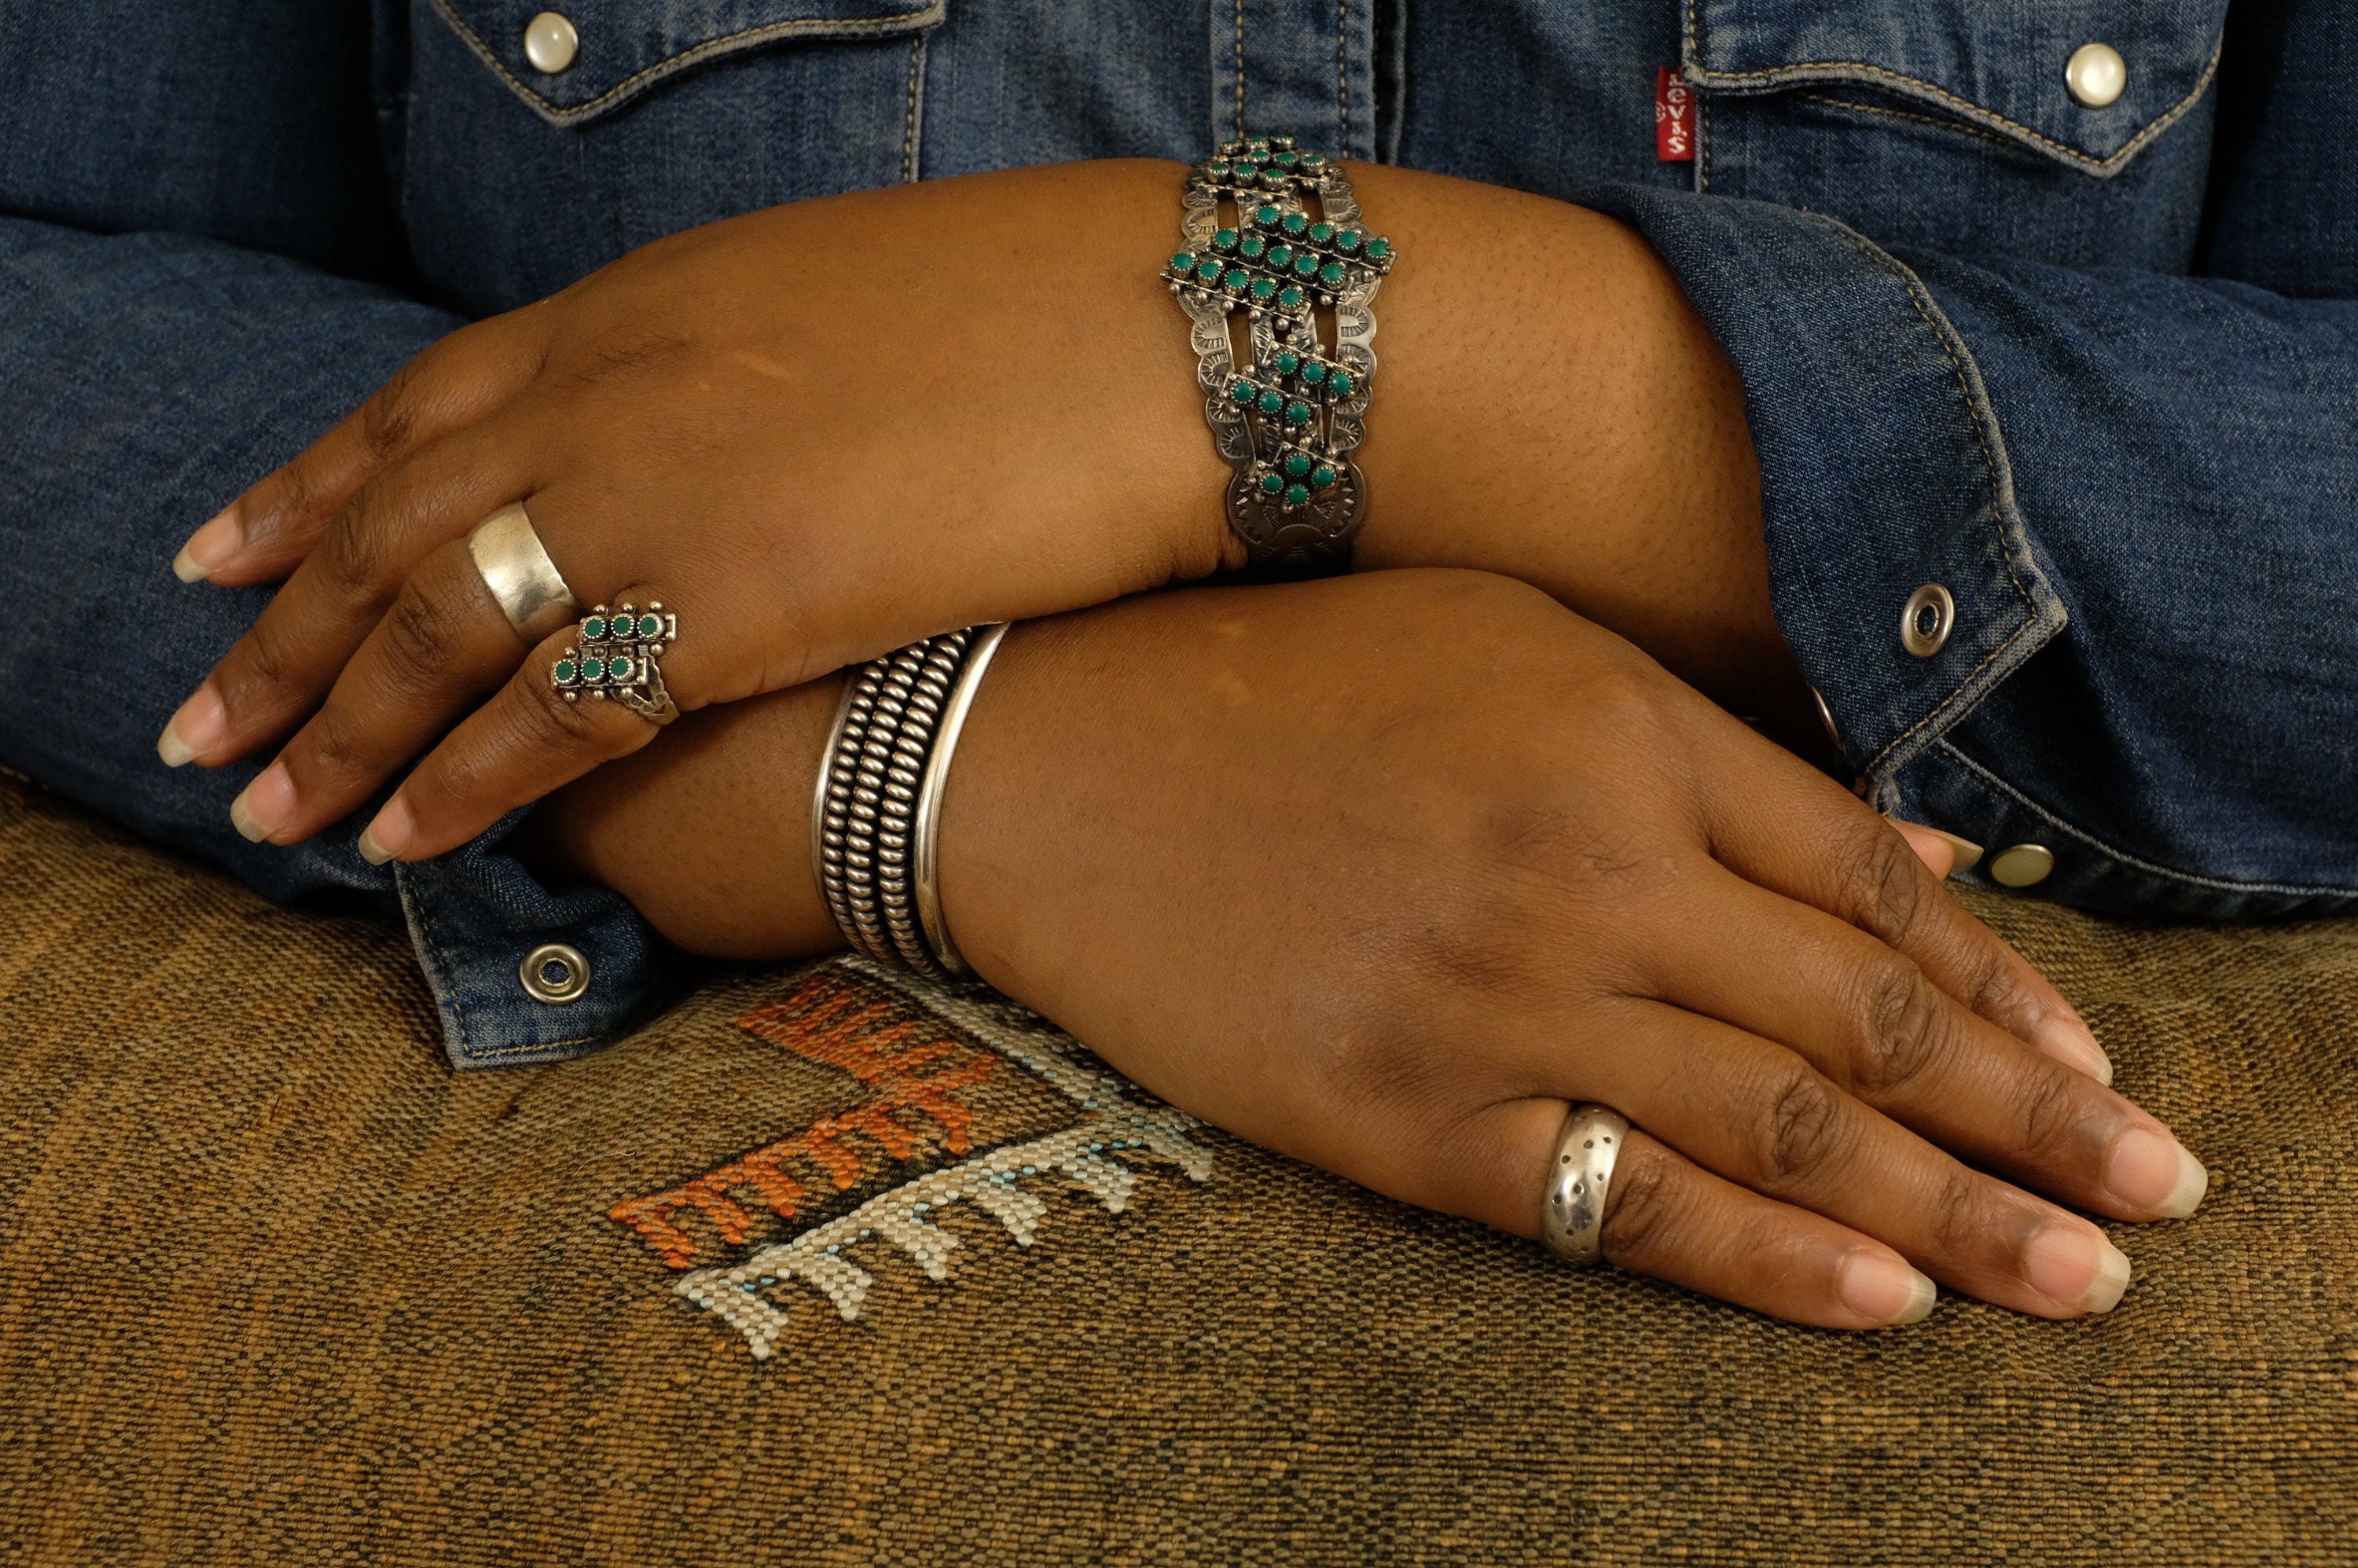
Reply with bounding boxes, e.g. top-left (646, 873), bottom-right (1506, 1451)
top-left (0, 216), bottom-right (670, 1064)
top-left (1580, 182), bottom-right (2358, 920)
